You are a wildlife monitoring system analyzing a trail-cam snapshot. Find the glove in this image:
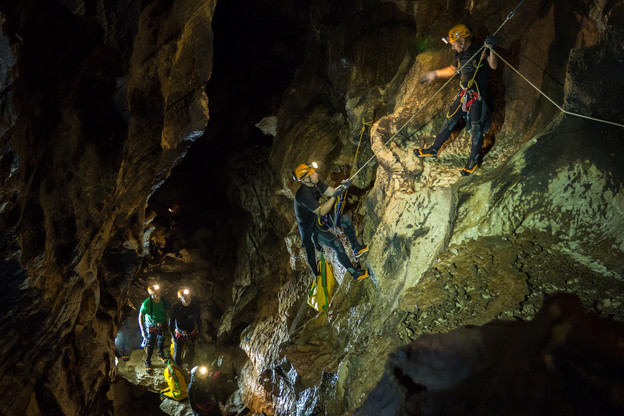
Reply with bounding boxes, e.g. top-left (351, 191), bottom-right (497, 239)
top-left (484, 35), bottom-right (495, 49)
top-left (333, 185), bottom-right (347, 197)
top-left (418, 71), bottom-right (437, 84)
